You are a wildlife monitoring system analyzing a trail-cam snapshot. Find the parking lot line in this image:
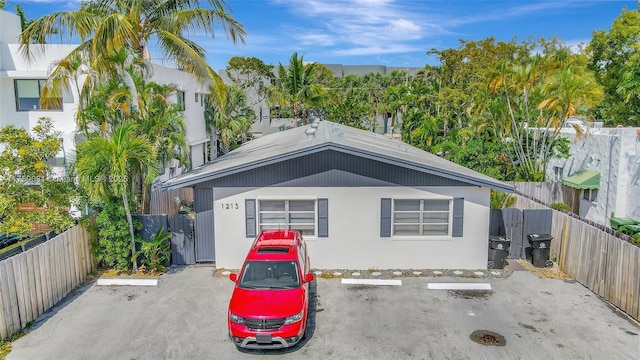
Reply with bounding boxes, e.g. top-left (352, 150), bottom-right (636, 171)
top-left (427, 283), bottom-right (492, 290)
top-left (341, 278), bottom-right (402, 286)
